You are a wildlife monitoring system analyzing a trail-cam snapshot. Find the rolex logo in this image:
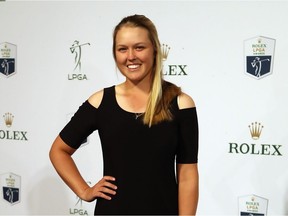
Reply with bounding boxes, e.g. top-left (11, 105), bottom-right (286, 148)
top-left (0, 113), bottom-right (28, 141)
top-left (3, 113), bottom-right (14, 127)
top-left (249, 122), bottom-right (263, 140)
top-left (161, 44), bottom-right (170, 61)
top-left (229, 122), bottom-right (282, 156)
